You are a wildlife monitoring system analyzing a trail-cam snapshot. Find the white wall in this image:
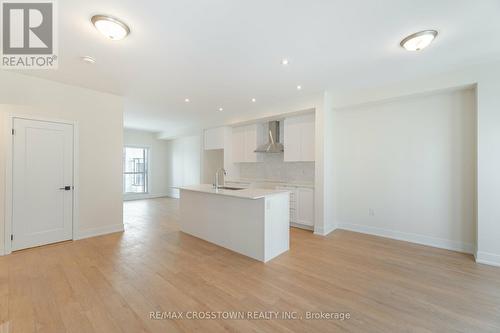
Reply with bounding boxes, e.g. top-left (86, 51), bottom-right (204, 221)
top-left (333, 88), bottom-right (476, 252)
top-left (0, 72), bottom-right (123, 254)
top-left (319, 92), bottom-right (335, 235)
top-left (123, 129), bottom-right (170, 200)
top-left (325, 60), bottom-right (500, 266)
top-left (166, 135), bottom-right (201, 198)
top-left (476, 72), bottom-right (500, 266)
